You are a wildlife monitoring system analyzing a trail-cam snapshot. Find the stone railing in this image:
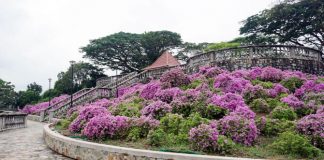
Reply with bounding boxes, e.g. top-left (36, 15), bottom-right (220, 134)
top-left (96, 72), bottom-right (137, 87)
top-left (40, 88), bottom-right (91, 121)
top-left (186, 45), bottom-right (323, 75)
top-left (48, 87), bottom-right (112, 122)
top-left (0, 112), bottom-right (27, 131)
